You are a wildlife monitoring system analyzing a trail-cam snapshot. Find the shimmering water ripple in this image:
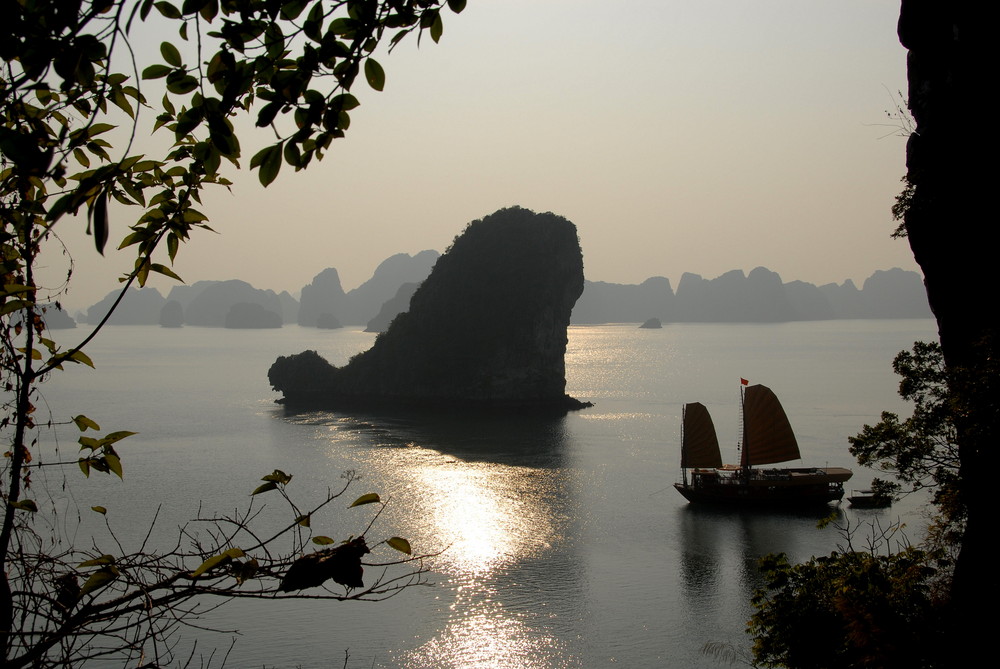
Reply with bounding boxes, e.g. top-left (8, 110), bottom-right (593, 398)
top-left (36, 320), bottom-right (936, 667)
